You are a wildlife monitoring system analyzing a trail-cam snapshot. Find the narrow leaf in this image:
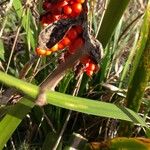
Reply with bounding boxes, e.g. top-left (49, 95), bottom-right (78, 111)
top-left (97, 0), bottom-right (130, 48)
top-left (0, 39), bottom-right (5, 61)
top-left (0, 98), bottom-right (34, 150)
top-left (0, 71), bottom-right (148, 125)
top-left (12, 0), bottom-right (36, 49)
